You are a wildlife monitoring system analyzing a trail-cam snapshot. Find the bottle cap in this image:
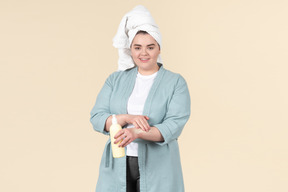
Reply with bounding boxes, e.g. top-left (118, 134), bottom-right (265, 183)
top-left (112, 114), bottom-right (117, 124)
